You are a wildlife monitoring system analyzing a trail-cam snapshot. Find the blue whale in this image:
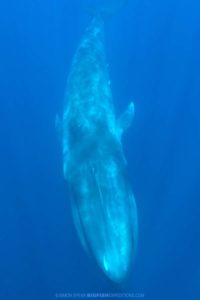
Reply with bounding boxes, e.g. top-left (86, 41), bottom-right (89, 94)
top-left (61, 15), bottom-right (138, 282)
